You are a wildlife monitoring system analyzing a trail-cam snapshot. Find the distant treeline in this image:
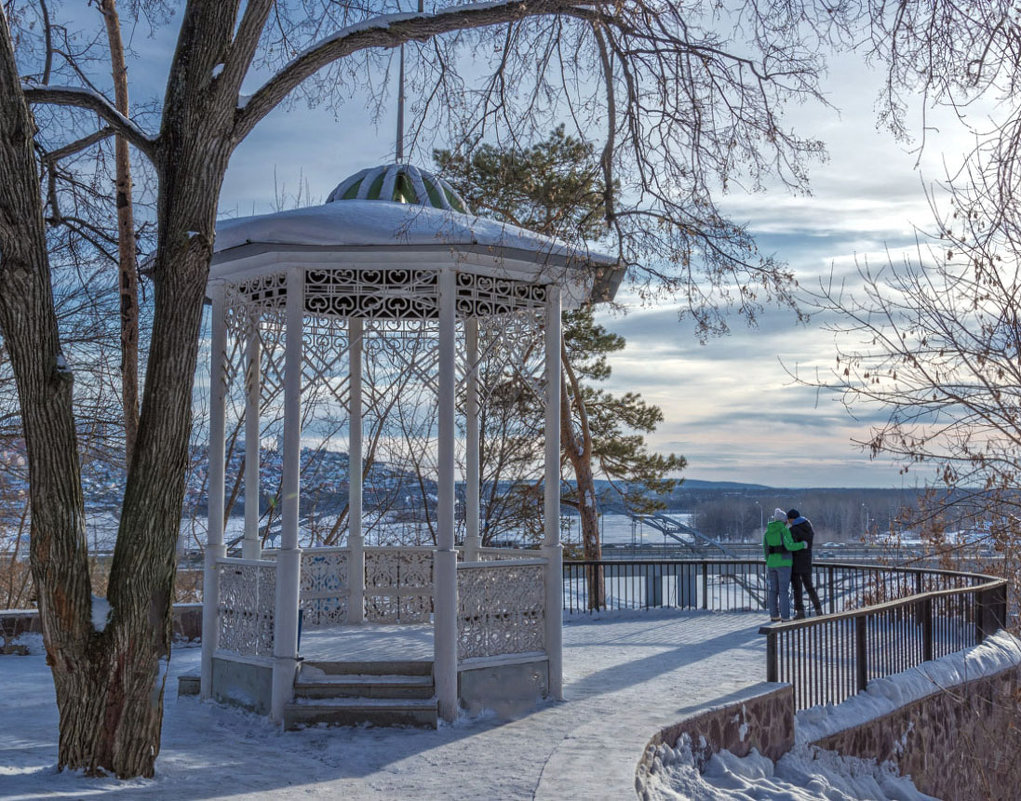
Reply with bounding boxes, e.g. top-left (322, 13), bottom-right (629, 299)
top-left (681, 487), bottom-right (918, 542)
